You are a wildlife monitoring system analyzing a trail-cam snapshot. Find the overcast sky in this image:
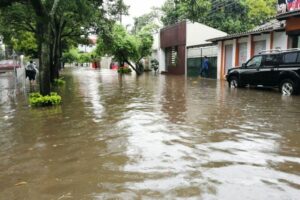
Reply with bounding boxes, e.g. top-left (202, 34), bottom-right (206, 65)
top-left (123, 0), bottom-right (165, 26)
